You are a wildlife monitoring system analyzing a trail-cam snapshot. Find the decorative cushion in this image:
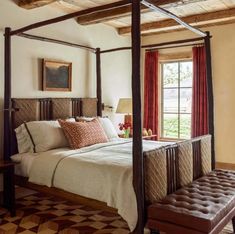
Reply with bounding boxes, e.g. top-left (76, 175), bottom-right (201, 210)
top-left (201, 135), bottom-right (212, 175)
top-left (177, 140), bottom-right (193, 187)
top-left (144, 147), bottom-right (167, 203)
top-left (59, 118), bottom-right (108, 149)
top-left (76, 117), bottom-right (119, 141)
top-left (15, 120), bottom-right (69, 153)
